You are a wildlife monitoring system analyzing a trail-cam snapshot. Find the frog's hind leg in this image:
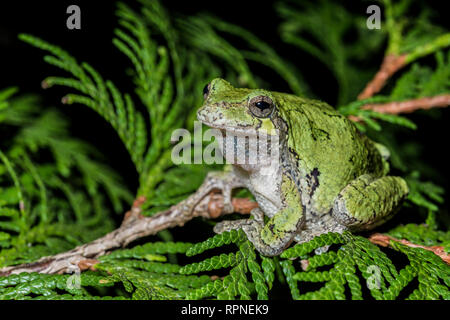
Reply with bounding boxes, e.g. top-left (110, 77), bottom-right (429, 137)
top-left (215, 172), bottom-right (305, 257)
top-left (332, 174), bottom-right (409, 231)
